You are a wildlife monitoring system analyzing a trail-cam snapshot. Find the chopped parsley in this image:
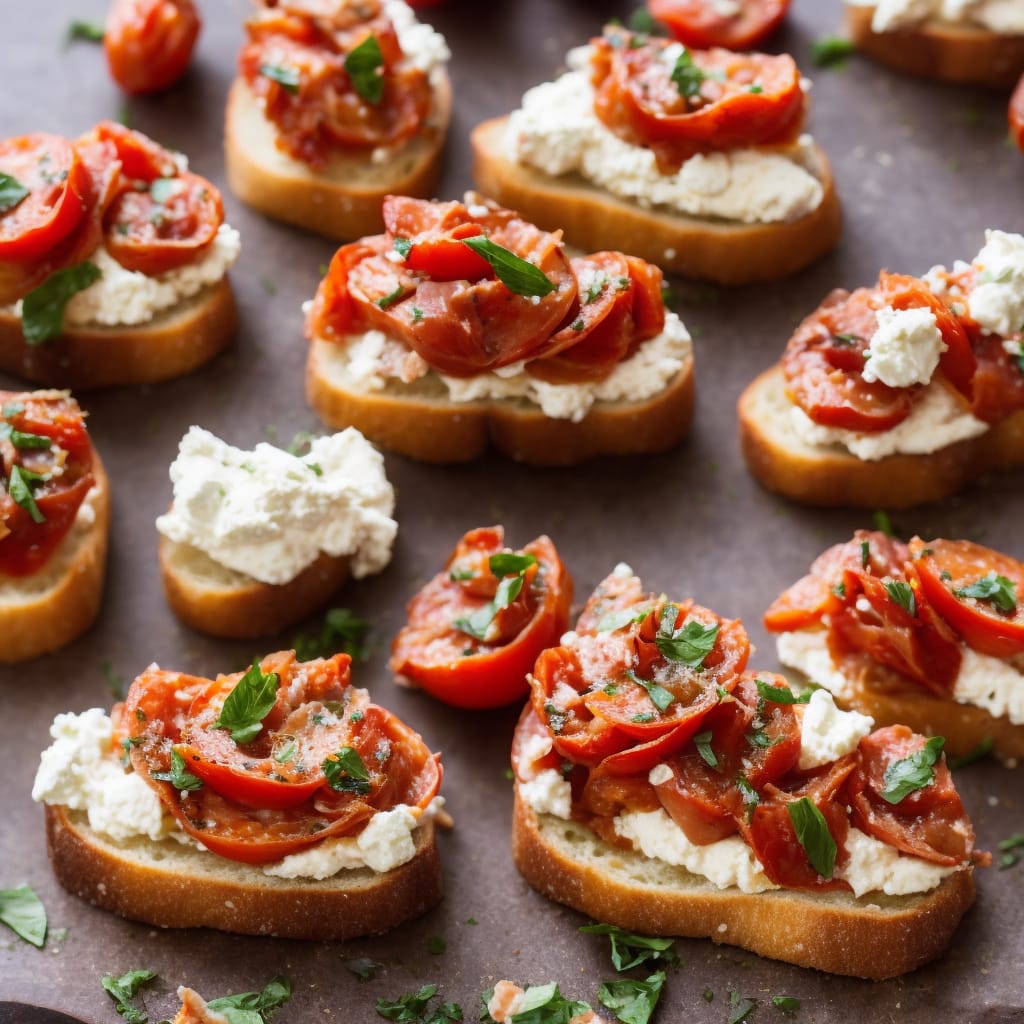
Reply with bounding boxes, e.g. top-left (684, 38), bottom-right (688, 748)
top-left (0, 173), bottom-right (29, 213)
top-left (207, 975), bottom-right (292, 1021)
top-left (150, 748), bottom-right (204, 791)
top-left (292, 607), bottom-right (371, 661)
top-left (454, 552), bottom-right (537, 641)
top-left (7, 465), bottom-right (48, 523)
top-left (881, 736), bottom-right (944, 804)
top-left (670, 48), bottom-right (705, 98)
top-left (654, 605), bottom-right (719, 668)
top-left (66, 19), bottom-right (104, 43)
top-left (625, 668), bottom-right (675, 713)
top-left (728, 991), bottom-right (758, 1024)
top-left (101, 969), bottom-right (156, 1024)
top-left (755, 679), bottom-right (811, 705)
top-left (260, 63), bottom-right (300, 92)
top-left (811, 35), bottom-right (856, 68)
top-left (598, 972), bottom-right (665, 1024)
top-left (953, 572), bottom-right (1018, 615)
top-left (377, 284), bottom-right (405, 309)
top-left (694, 729), bottom-right (717, 767)
top-left (998, 833), bottom-right (1024, 870)
top-left (323, 746), bottom-right (371, 795)
top-left (884, 579), bottom-right (916, 617)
